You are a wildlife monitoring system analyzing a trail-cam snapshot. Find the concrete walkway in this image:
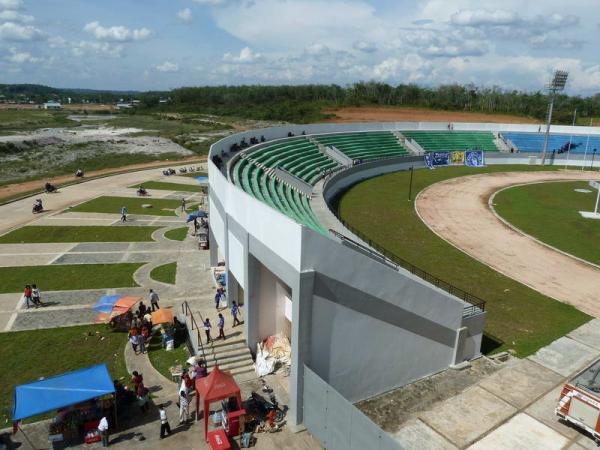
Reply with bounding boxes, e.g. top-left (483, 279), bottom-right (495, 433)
top-left (385, 318), bottom-right (600, 450)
